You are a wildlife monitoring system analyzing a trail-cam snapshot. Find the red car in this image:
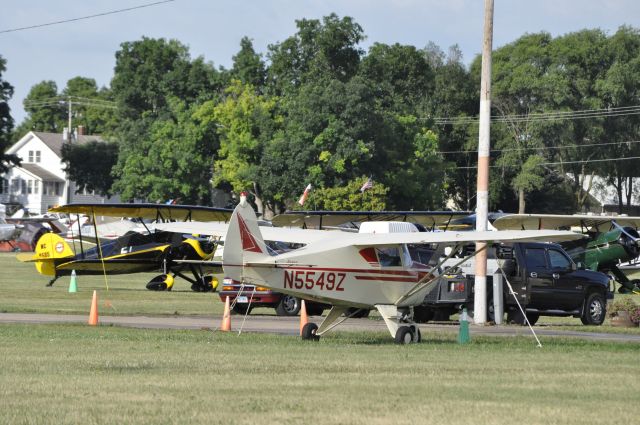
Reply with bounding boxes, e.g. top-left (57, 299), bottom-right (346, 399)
top-left (218, 278), bottom-right (328, 316)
